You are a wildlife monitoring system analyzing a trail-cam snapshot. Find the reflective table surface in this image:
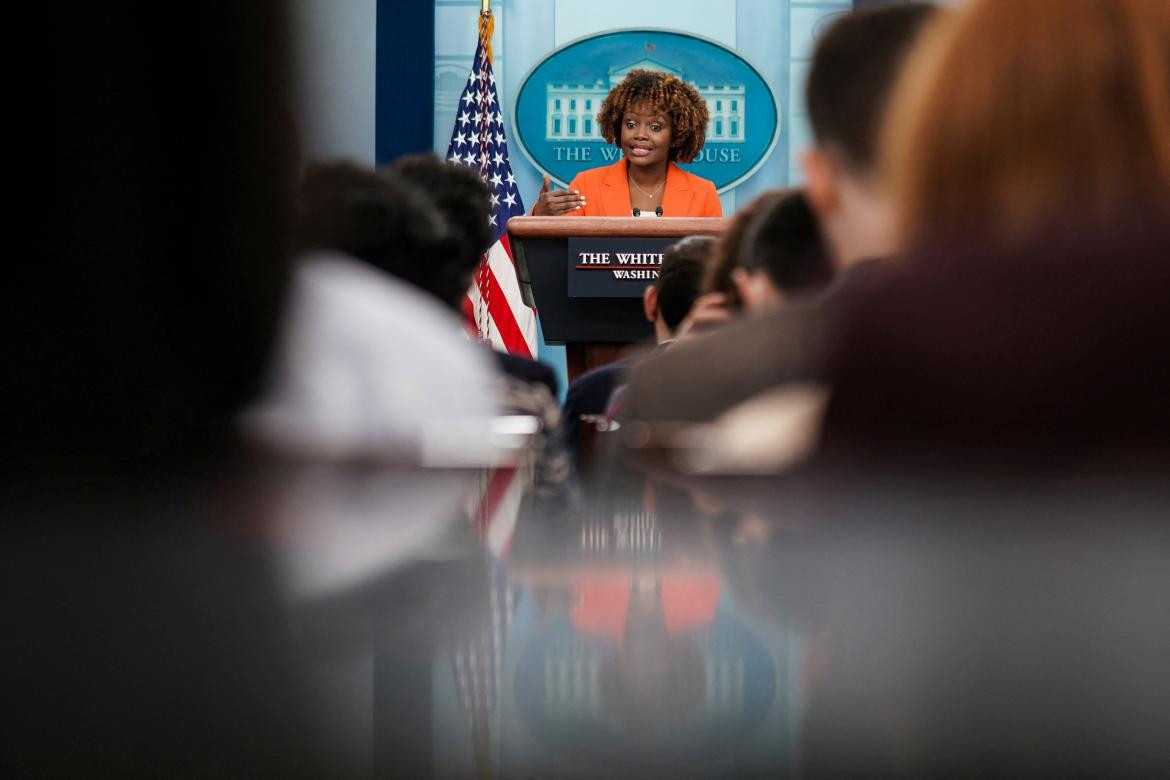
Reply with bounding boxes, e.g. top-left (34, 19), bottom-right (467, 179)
top-left (10, 449), bottom-right (1170, 777)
